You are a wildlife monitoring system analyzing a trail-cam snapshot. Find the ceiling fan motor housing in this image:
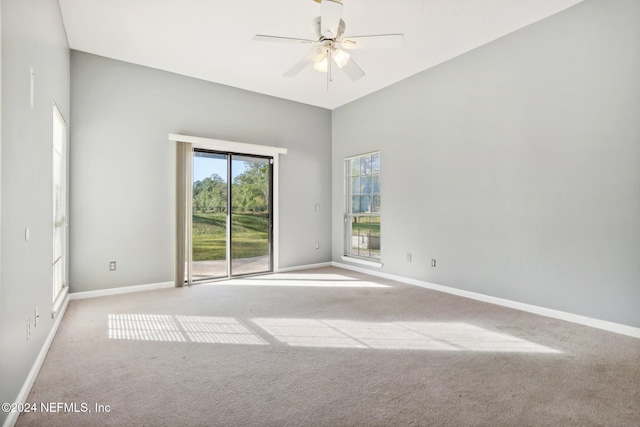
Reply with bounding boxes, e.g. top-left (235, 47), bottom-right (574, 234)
top-left (310, 17), bottom-right (346, 41)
